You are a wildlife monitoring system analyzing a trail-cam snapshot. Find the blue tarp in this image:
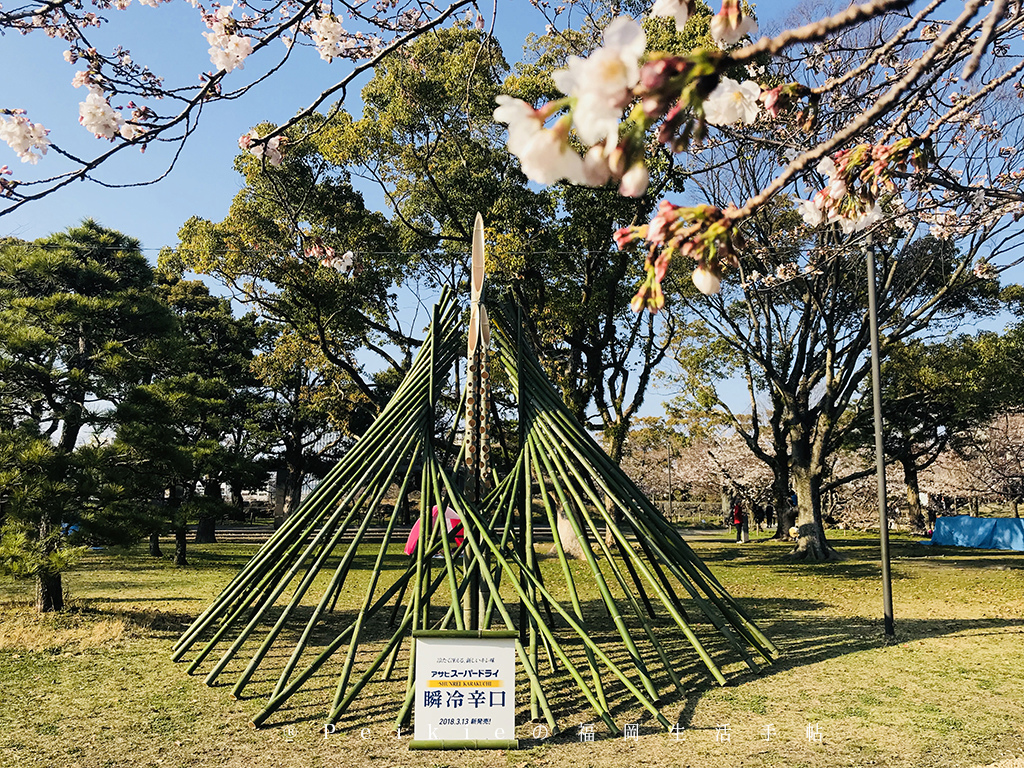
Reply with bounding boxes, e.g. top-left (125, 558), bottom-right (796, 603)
top-left (926, 515), bottom-right (1024, 551)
